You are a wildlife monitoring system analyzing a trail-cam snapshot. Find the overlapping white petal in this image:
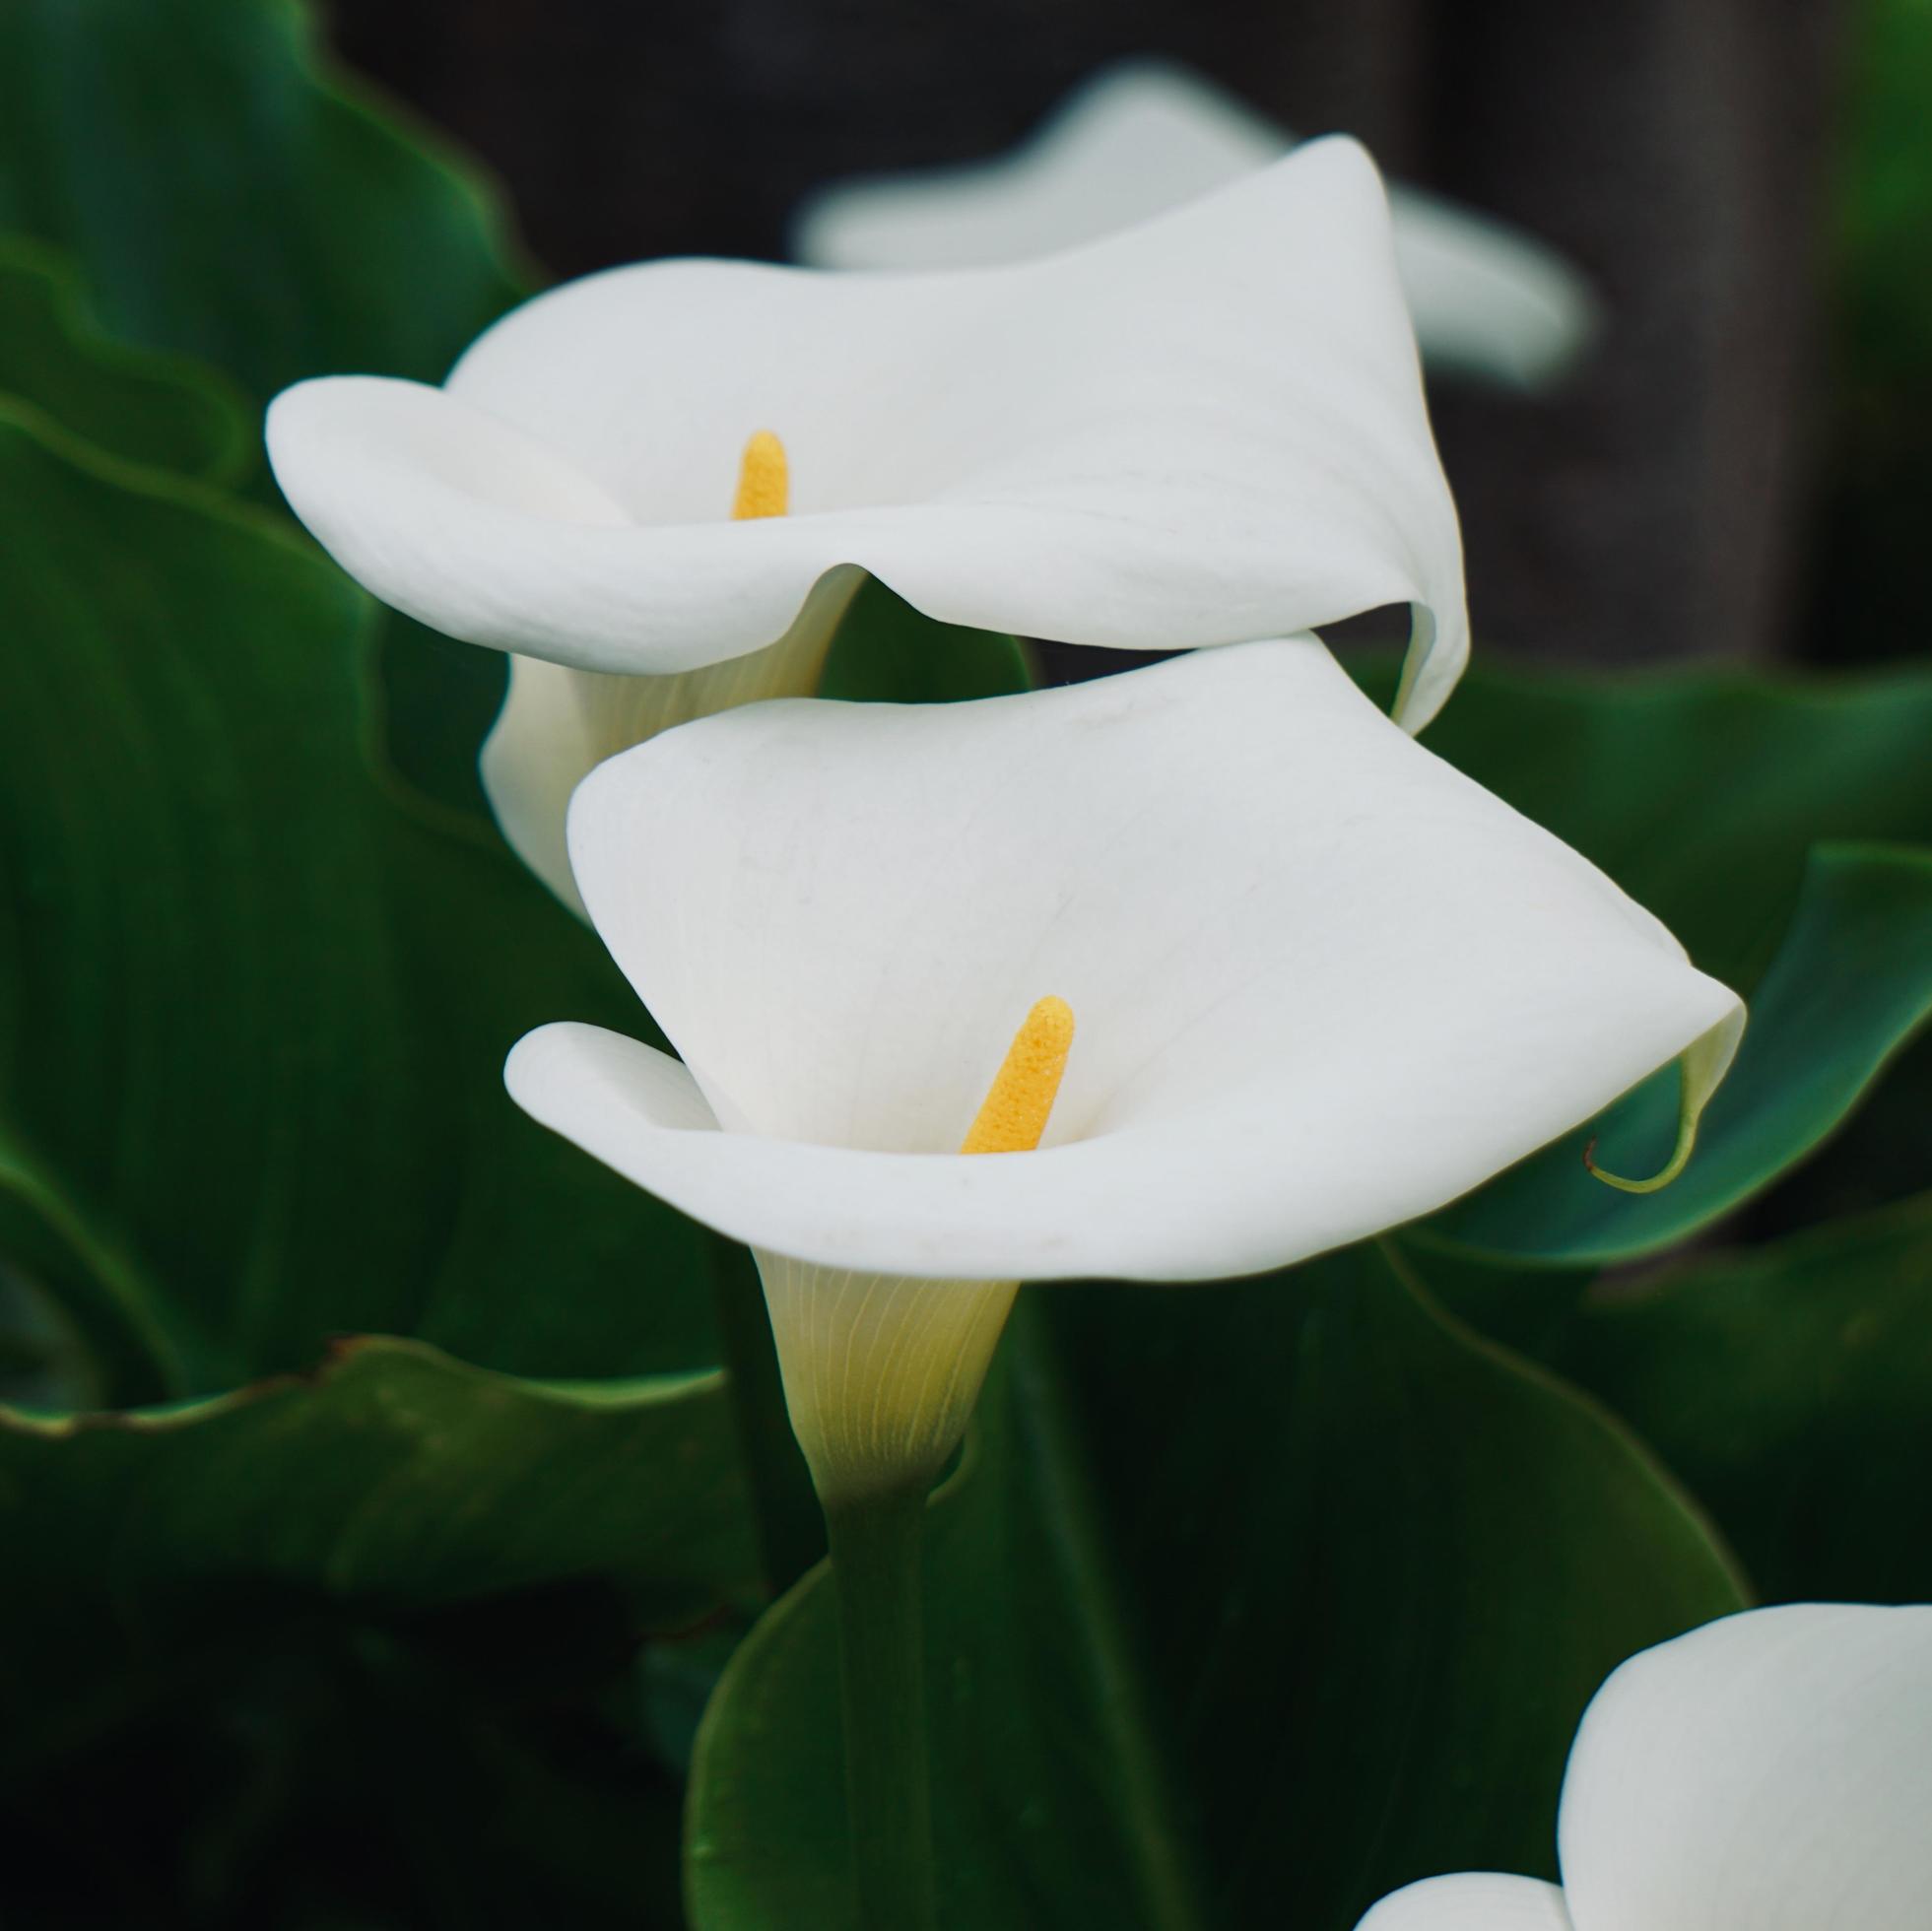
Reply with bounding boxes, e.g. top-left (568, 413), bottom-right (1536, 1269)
top-left (1558, 1603), bottom-right (1932, 1930)
top-left (1355, 1874), bottom-right (1571, 1930)
top-left (266, 135), bottom-right (1467, 734)
top-left (505, 637), bottom-right (1740, 1285)
top-left (478, 579), bottom-right (859, 912)
top-left (1350, 1605), bottom-right (1932, 1931)
top-left (791, 60), bottom-right (1599, 393)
